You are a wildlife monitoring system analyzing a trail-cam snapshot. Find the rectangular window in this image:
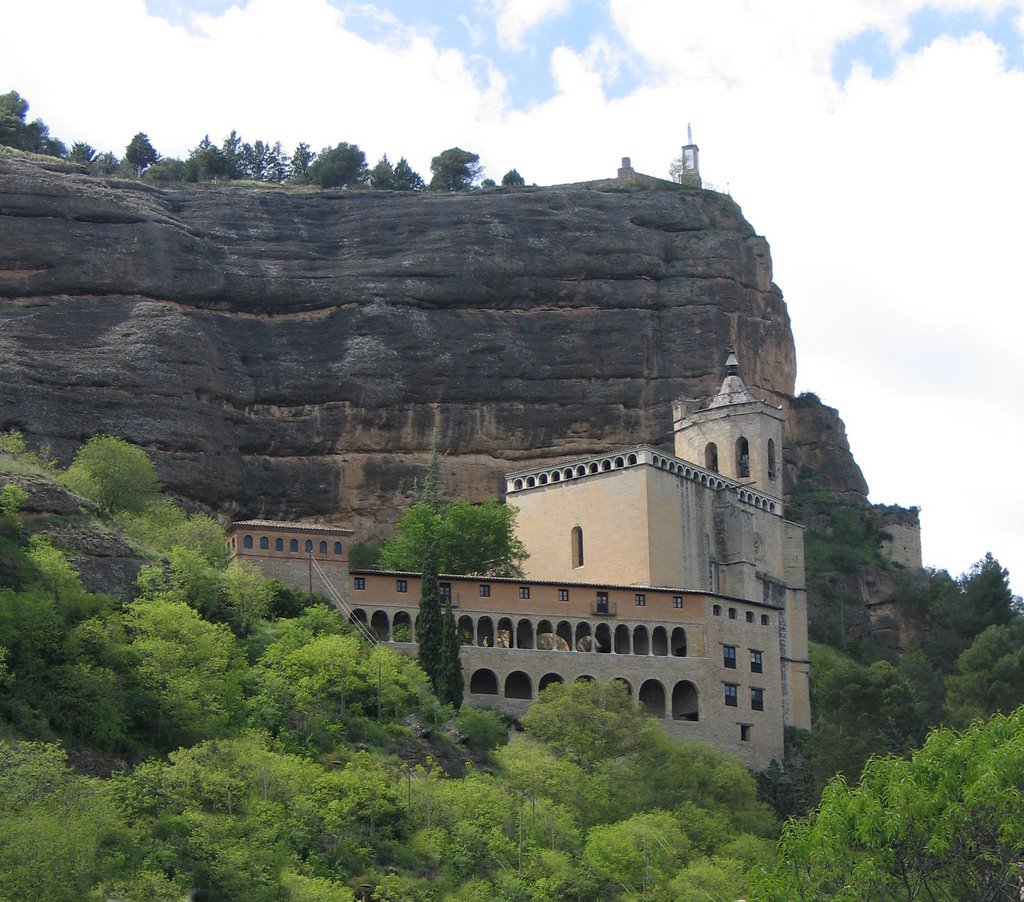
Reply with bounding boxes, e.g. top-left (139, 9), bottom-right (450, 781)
top-left (746, 611), bottom-right (754, 623)
top-left (740, 724), bottom-right (751, 742)
top-left (724, 684), bottom-right (738, 707)
top-left (635, 593), bottom-right (646, 607)
top-left (479, 584), bottom-right (491, 597)
top-left (728, 608), bottom-right (737, 620)
top-left (596, 591), bottom-right (609, 613)
top-left (723, 645), bottom-right (737, 669)
top-left (751, 688), bottom-right (764, 711)
top-left (354, 577), bottom-right (365, 591)
top-left (519, 586), bottom-right (530, 599)
top-left (396, 579), bottom-right (407, 593)
top-left (439, 583), bottom-right (452, 602)
top-left (672, 595), bottom-right (682, 609)
top-left (558, 589), bottom-right (569, 602)
top-left (761, 613), bottom-right (769, 626)
top-left (750, 650), bottom-right (763, 673)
